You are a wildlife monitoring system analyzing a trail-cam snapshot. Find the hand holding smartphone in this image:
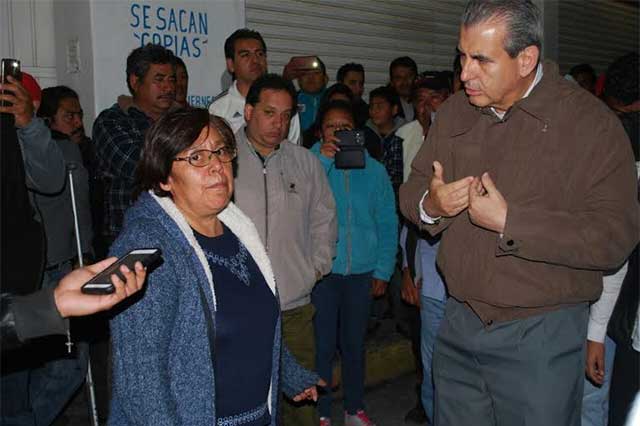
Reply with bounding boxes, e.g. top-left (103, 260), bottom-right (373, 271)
top-left (81, 249), bottom-right (161, 295)
top-left (1, 58), bottom-right (21, 107)
top-left (283, 56), bottom-right (321, 80)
